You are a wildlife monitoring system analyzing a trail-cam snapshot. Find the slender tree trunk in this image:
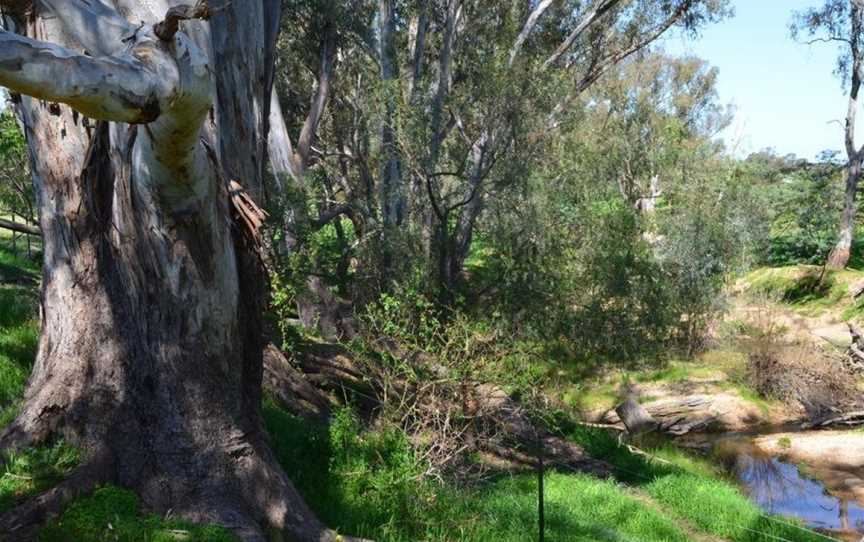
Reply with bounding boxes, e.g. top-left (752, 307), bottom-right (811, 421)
top-left (378, 0), bottom-right (405, 273)
top-left (828, 3), bottom-right (864, 270)
top-left (829, 162), bottom-right (861, 268)
top-left (0, 2), bottom-right (362, 540)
